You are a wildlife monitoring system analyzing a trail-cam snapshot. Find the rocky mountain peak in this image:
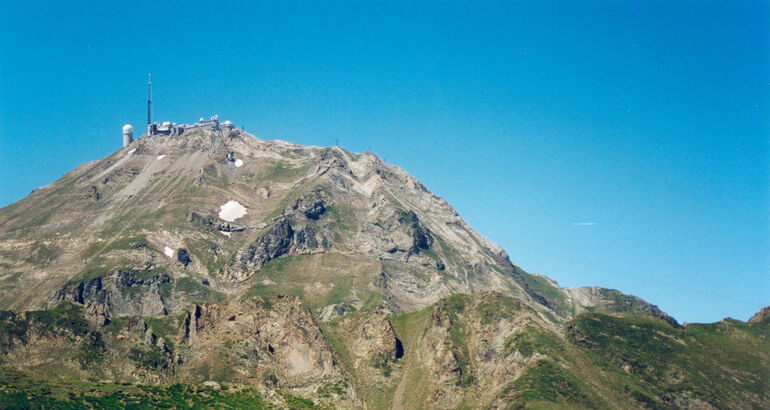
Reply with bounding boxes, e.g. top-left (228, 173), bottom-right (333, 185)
top-left (0, 127), bottom-right (767, 409)
top-left (0, 129), bottom-right (671, 322)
